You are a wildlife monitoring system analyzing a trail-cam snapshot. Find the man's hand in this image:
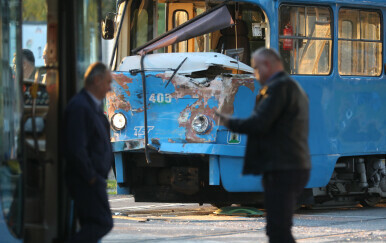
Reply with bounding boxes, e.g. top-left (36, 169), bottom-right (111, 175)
top-left (214, 111), bottom-right (231, 128)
